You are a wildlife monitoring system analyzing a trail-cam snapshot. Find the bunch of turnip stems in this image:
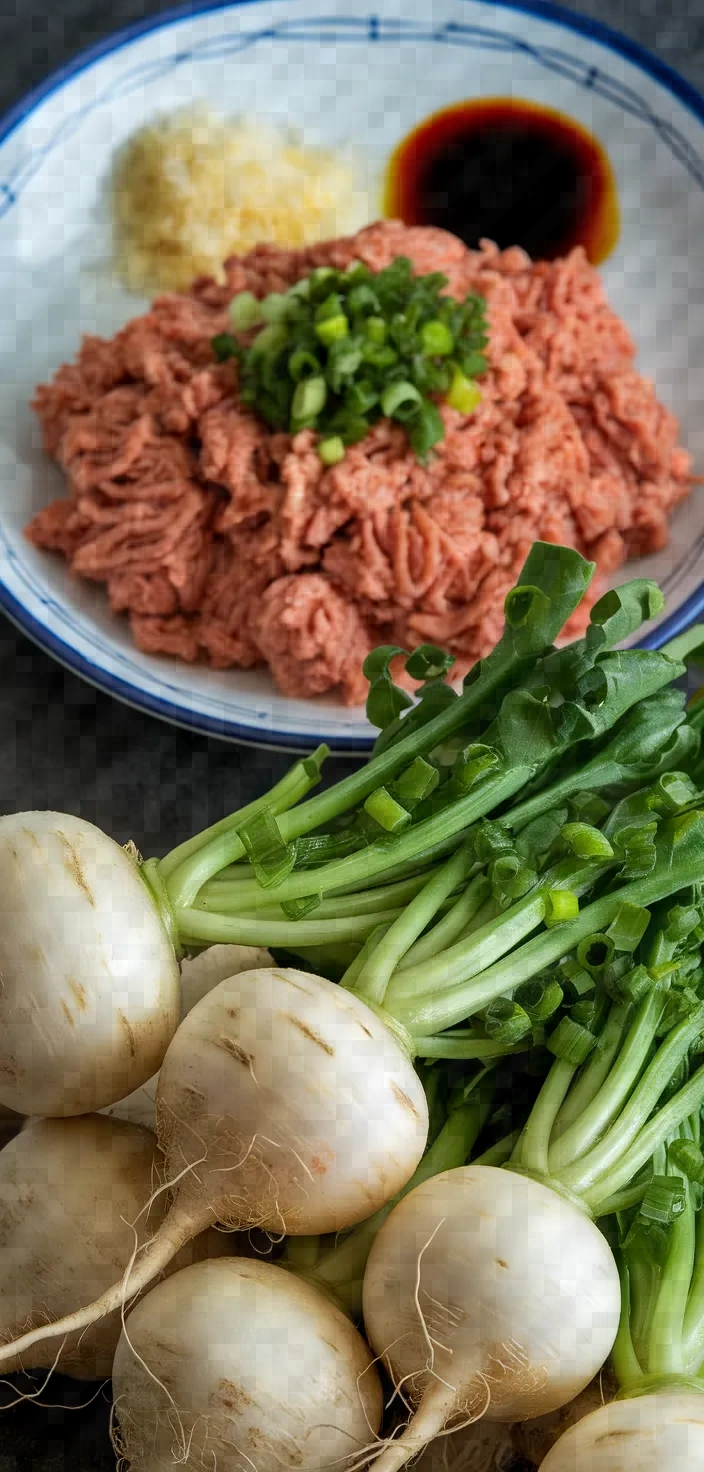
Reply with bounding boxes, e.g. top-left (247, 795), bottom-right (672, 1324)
top-left (2, 541), bottom-right (704, 1469)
